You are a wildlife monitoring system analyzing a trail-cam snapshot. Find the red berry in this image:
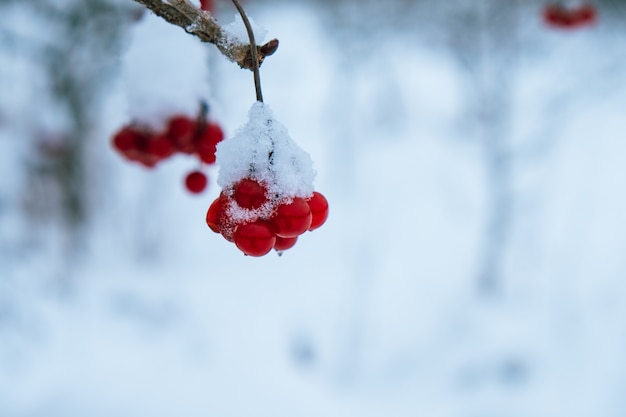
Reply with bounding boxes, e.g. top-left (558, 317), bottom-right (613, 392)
top-left (574, 4), bottom-right (596, 25)
top-left (199, 0), bottom-right (213, 12)
top-left (196, 142), bottom-right (217, 164)
top-left (167, 116), bottom-right (197, 154)
top-left (111, 126), bottom-right (157, 165)
top-left (233, 178), bottom-right (268, 209)
top-left (306, 192), bottom-right (329, 231)
top-left (543, 5), bottom-right (570, 27)
top-left (274, 236), bottom-right (297, 252)
top-left (543, 3), bottom-right (597, 29)
top-left (185, 170), bottom-right (208, 194)
top-left (206, 194), bottom-right (228, 233)
top-left (148, 134), bottom-right (176, 159)
top-left (112, 127), bottom-right (139, 153)
top-left (233, 221), bottom-right (276, 257)
top-left (207, 193), bottom-right (236, 241)
top-left (204, 122), bottom-right (224, 146)
top-left (137, 153), bottom-right (160, 168)
top-left (196, 122), bottom-right (224, 146)
top-left (271, 197), bottom-right (312, 238)
top-left (195, 122), bottom-right (223, 164)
